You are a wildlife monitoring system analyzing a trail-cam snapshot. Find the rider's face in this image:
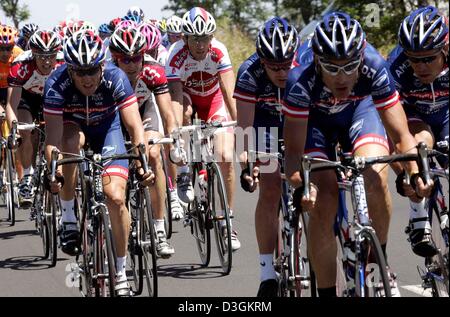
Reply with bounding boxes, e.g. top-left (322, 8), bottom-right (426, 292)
top-left (261, 59), bottom-right (293, 88)
top-left (117, 55), bottom-right (144, 83)
top-left (34, 53), bottom-right (58, 75)
top-left (405, 47), bottom-right (447, 84)
top-left (185, 35), bottom-right (213, 61)
top-left (319, 57), bottom-right (360, 100)
top-left (0, 45), bottom-right (14, 63)
top-left (168, 33), bottom-right (182, 44)
top-left (69, 64), bottom-right (103, 96)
